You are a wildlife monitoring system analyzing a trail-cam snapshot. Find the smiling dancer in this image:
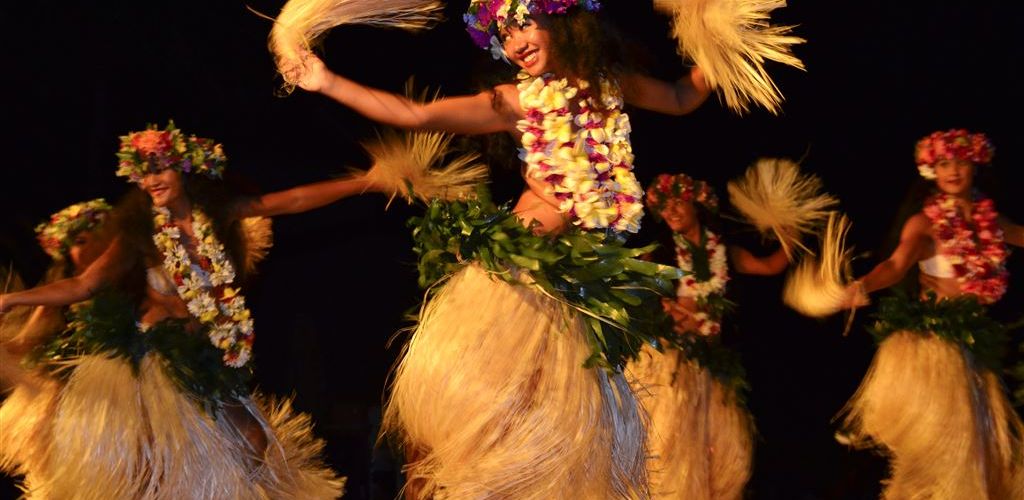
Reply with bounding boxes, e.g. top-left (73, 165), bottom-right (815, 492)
top-left (268, 0), bottom-right (804, 496)
top-left (0, 122), bottom-right (392, 498)
top-left (789, 129), bottom-right (1024, 499)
